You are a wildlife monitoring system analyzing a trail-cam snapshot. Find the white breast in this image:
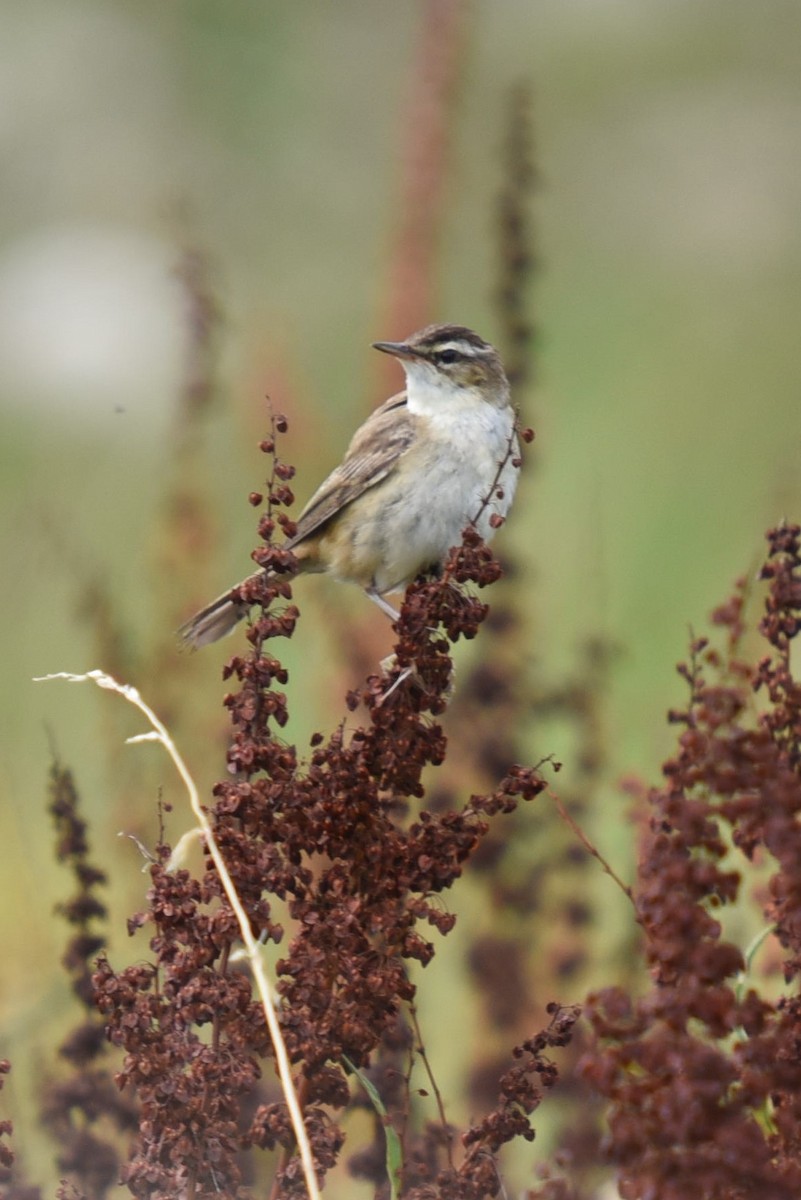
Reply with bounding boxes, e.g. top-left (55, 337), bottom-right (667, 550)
top-left (367, 370), bottom-right (519, 592)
